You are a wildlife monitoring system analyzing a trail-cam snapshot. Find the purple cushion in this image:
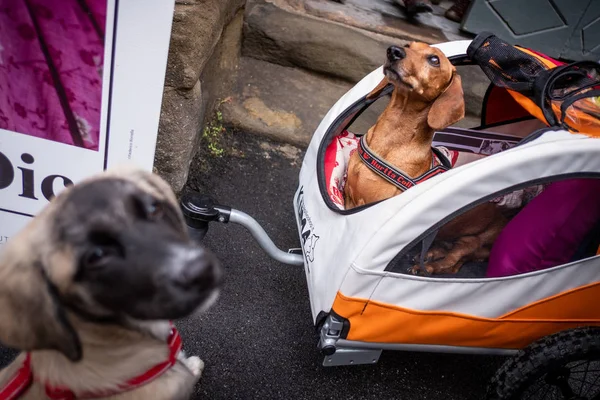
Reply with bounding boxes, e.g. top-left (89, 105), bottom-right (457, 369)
top-left (486, 179), bottom-right (600, 278)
